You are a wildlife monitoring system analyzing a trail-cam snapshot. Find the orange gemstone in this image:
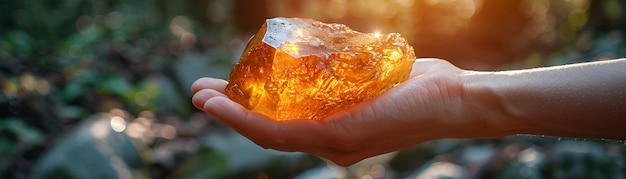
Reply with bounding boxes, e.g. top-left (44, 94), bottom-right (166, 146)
top-left (225, 17), bottom-right (416, 120)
